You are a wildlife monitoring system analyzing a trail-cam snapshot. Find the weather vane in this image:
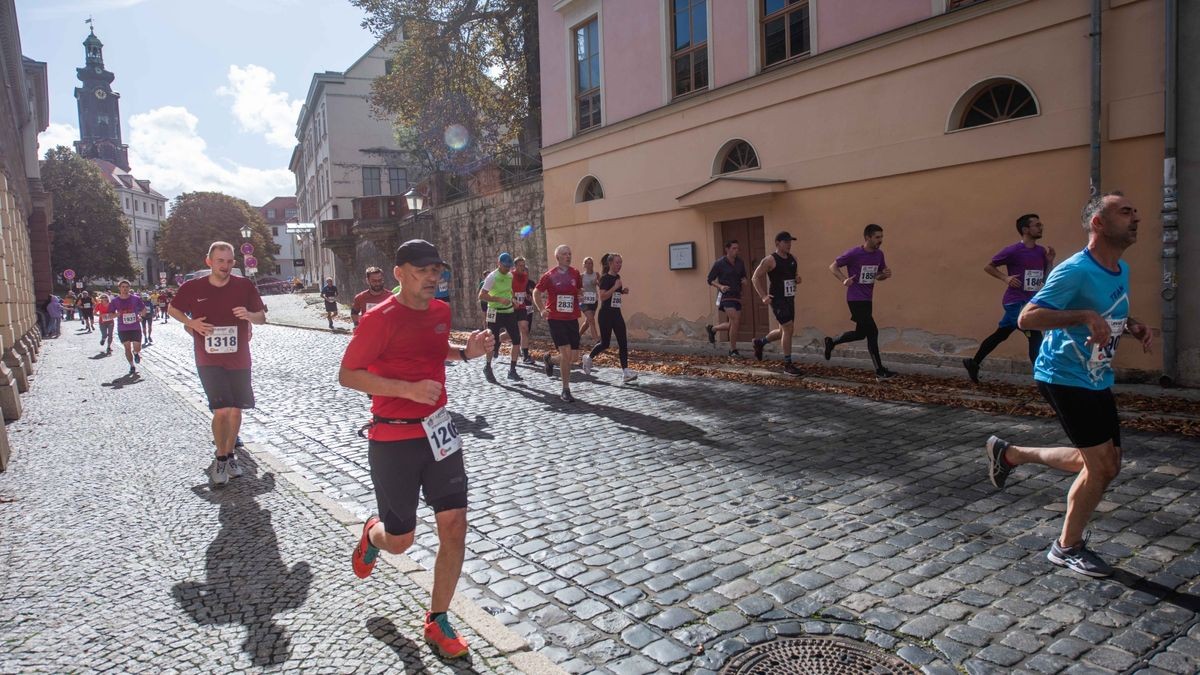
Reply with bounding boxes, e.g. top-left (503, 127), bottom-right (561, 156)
top-left (85, 16), bottom-right (94, 33)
